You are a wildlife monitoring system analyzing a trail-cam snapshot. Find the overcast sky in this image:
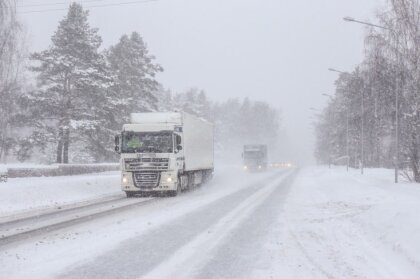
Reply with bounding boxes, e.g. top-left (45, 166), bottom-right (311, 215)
top-left (18, 0), bottom-right (385, 164)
